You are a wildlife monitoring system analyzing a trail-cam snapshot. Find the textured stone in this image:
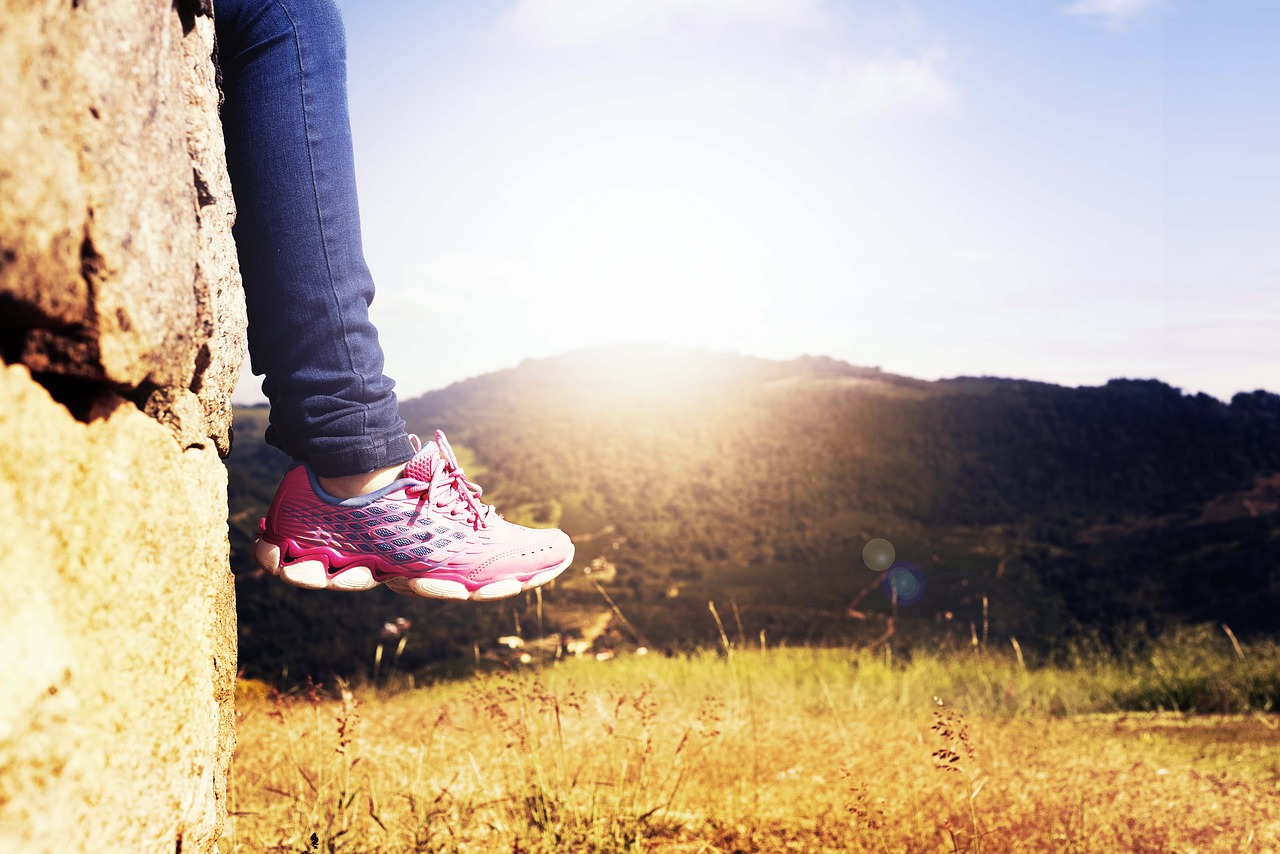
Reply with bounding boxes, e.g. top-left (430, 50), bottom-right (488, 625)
top-left (0, 367), bottom-right (237, 852)
top-left (0, 0), bottom-right (242, 851)
top-left (0, 0), bottom-right (244, 452)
